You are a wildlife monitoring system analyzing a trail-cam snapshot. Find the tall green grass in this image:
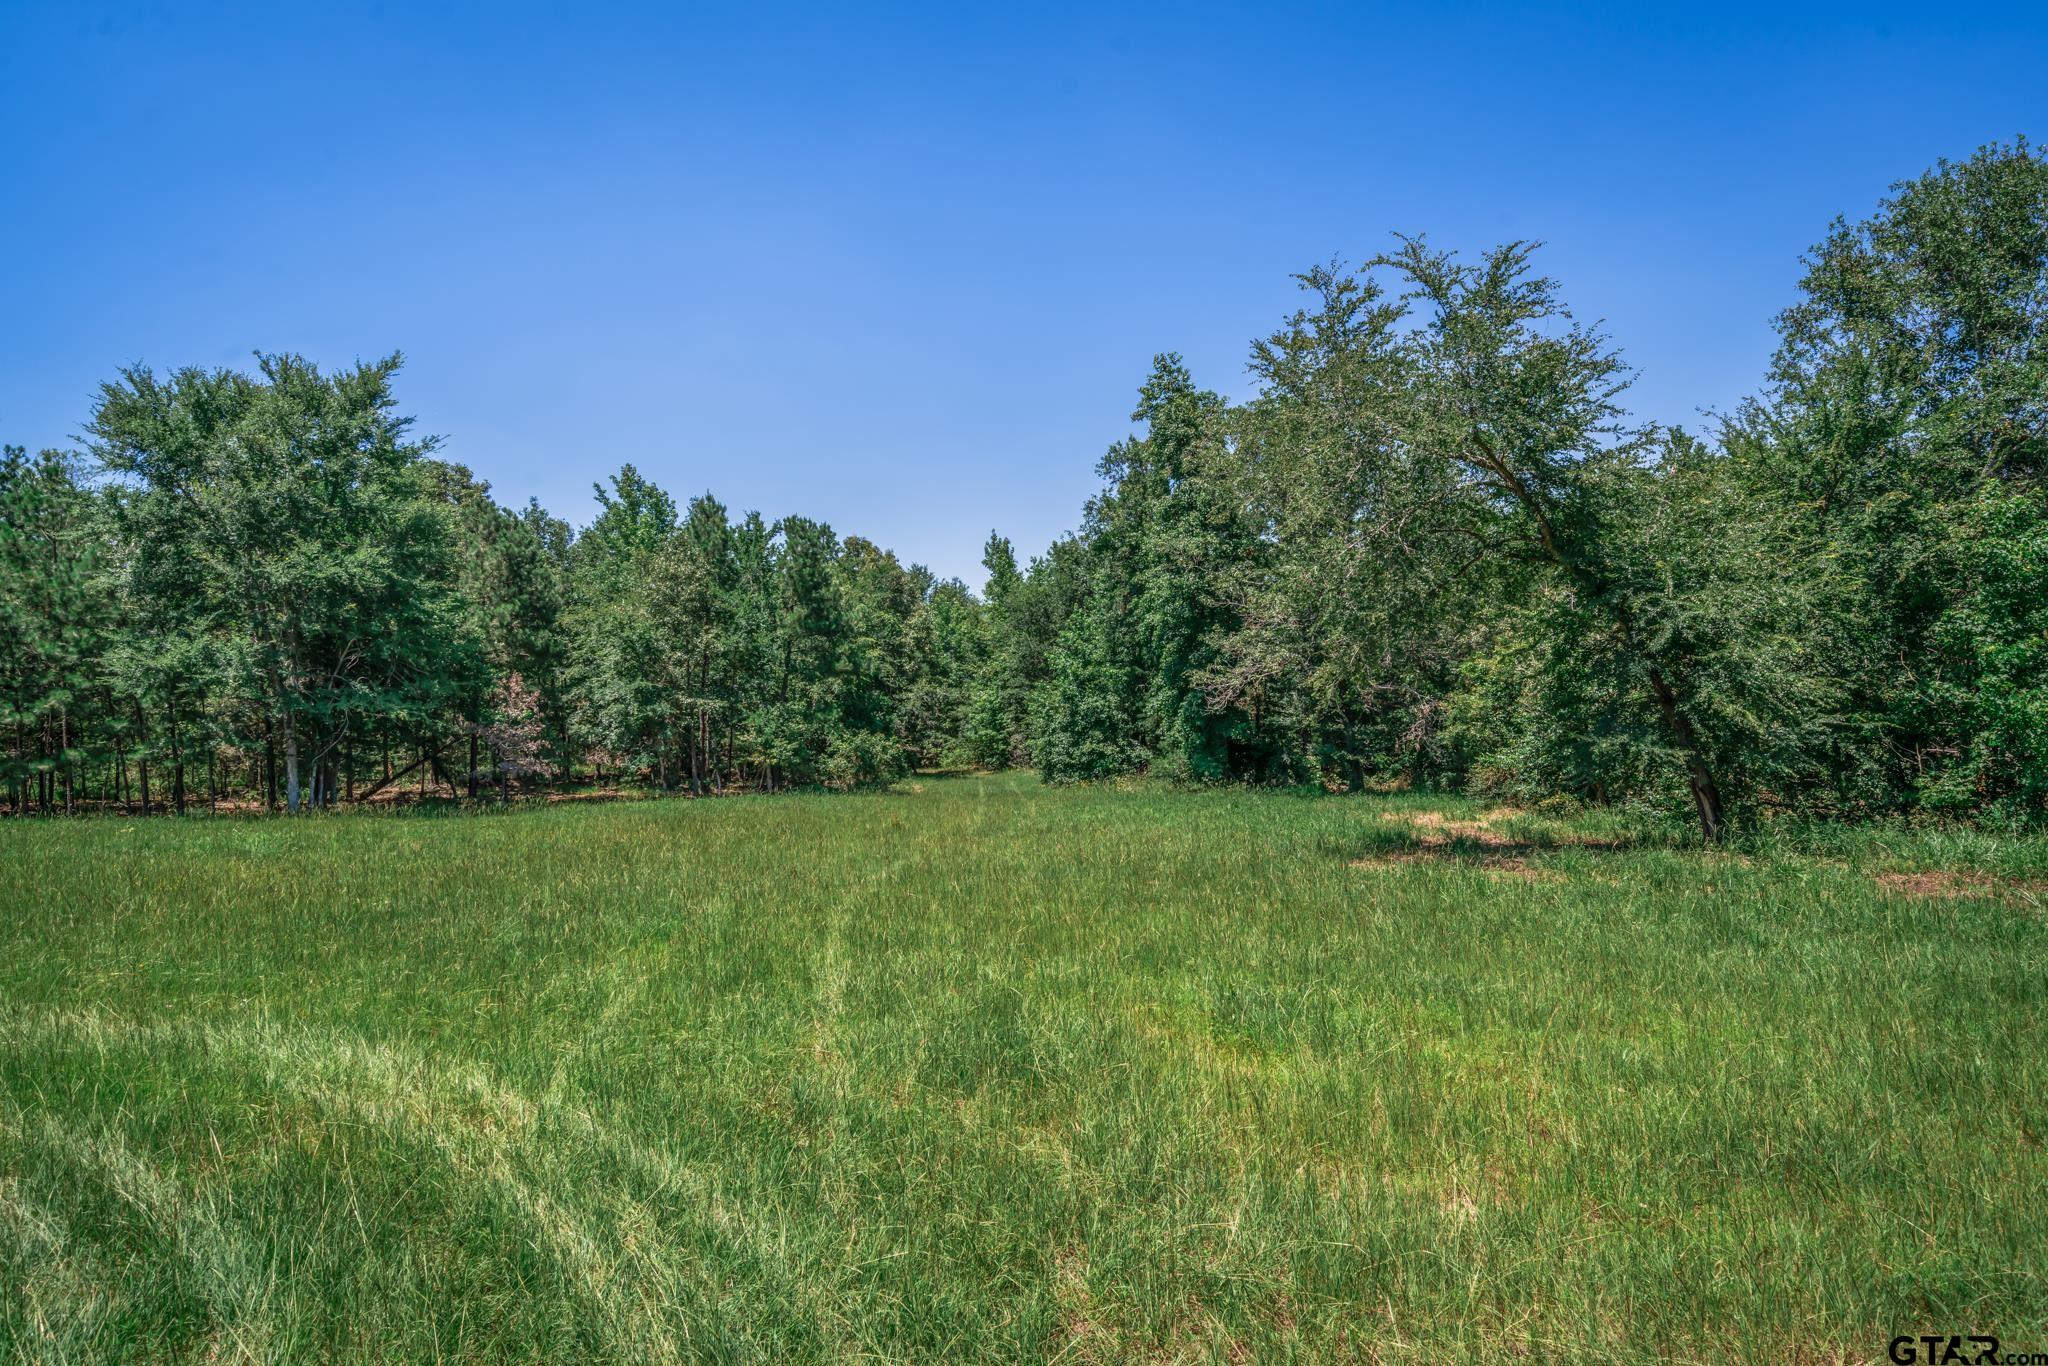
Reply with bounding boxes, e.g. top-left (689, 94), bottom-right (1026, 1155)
top-left (2, 774), bottom-right (2044, 1360)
